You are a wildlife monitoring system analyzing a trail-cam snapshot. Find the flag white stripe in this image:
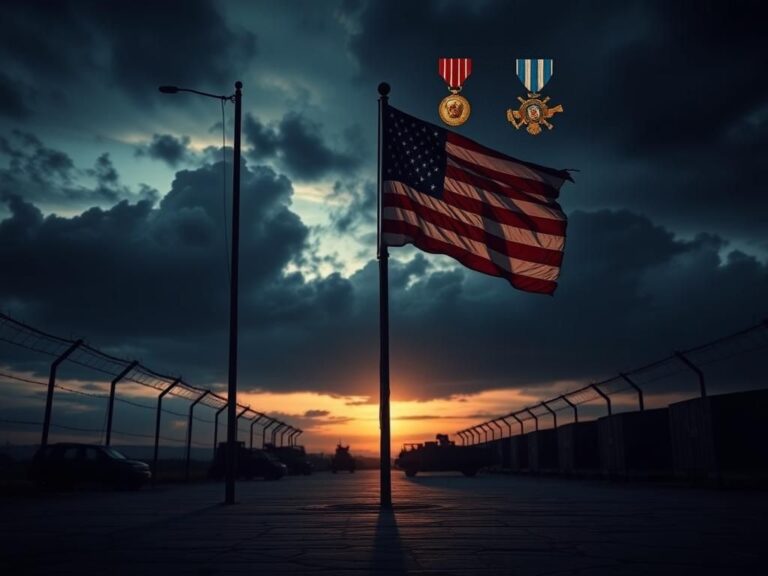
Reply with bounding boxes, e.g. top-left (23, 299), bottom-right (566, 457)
top-left (384, 181), bottom-right (565, 251)
top-left (444, 175), bottom-right (566, 222)
top-left (382, 206), bottom-right (561, 281)
top-left (446, 157), bottom-right (552, 208)
top-left (446, 141), bottom-right (566, 190)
